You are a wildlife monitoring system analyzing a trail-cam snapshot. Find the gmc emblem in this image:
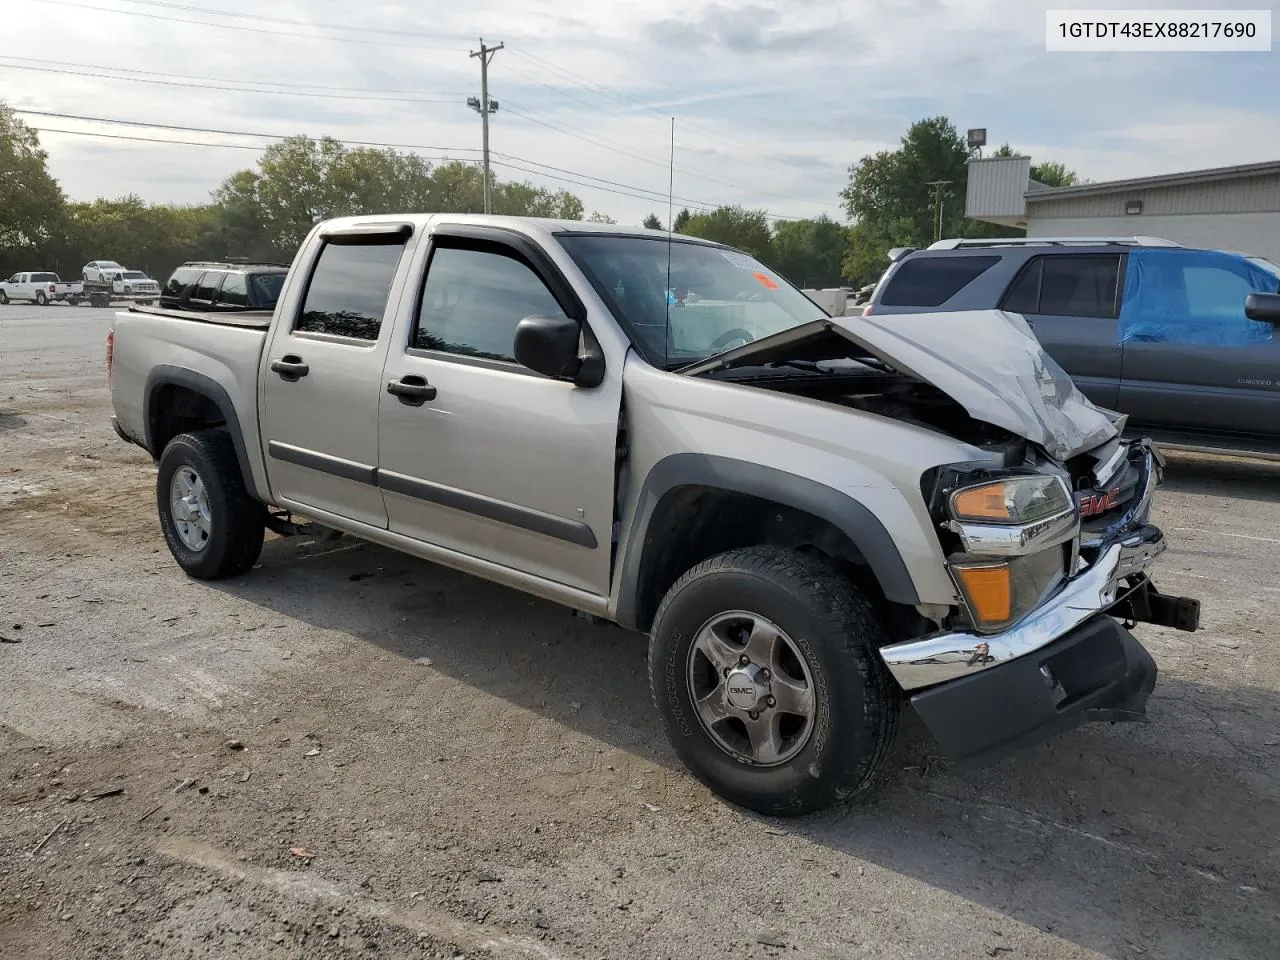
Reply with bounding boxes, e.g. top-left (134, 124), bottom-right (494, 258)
top-left (1078, 488), bottom-right (1121, 518)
